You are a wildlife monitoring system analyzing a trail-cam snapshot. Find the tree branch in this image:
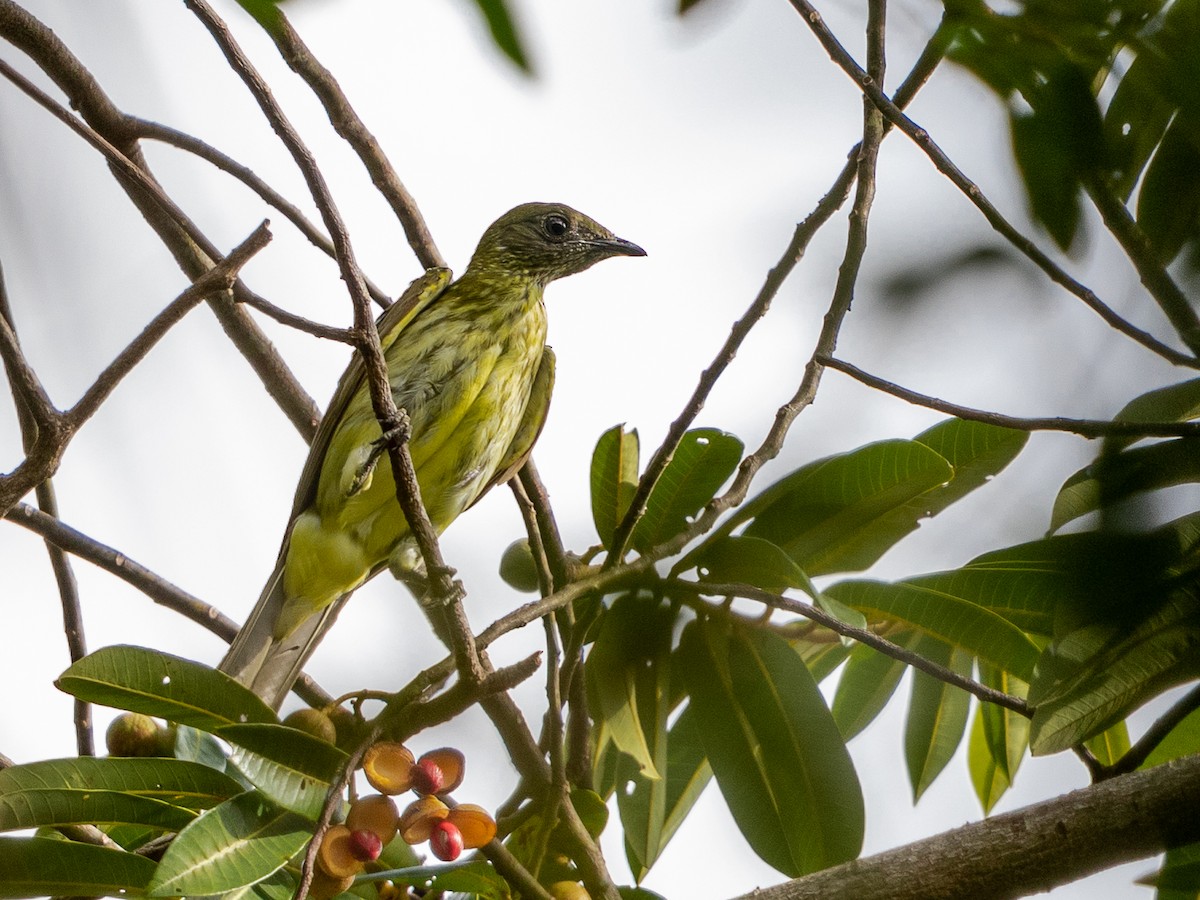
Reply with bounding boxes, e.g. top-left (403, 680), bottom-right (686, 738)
top-left (673, 579), bottom-right (1029, 715)
top-left (129, 116), bottom-right (392, 308)
top-left (729, 754), bottom-right (1200, 900)
top-left (822, 355), bottom-right (1200, 438)
top-left (0, 1), bottom-right (320, 436)
top-left (785, 0), bottom-right (1200, 370)
top-left (268, 13), bottom-right (445, 270)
